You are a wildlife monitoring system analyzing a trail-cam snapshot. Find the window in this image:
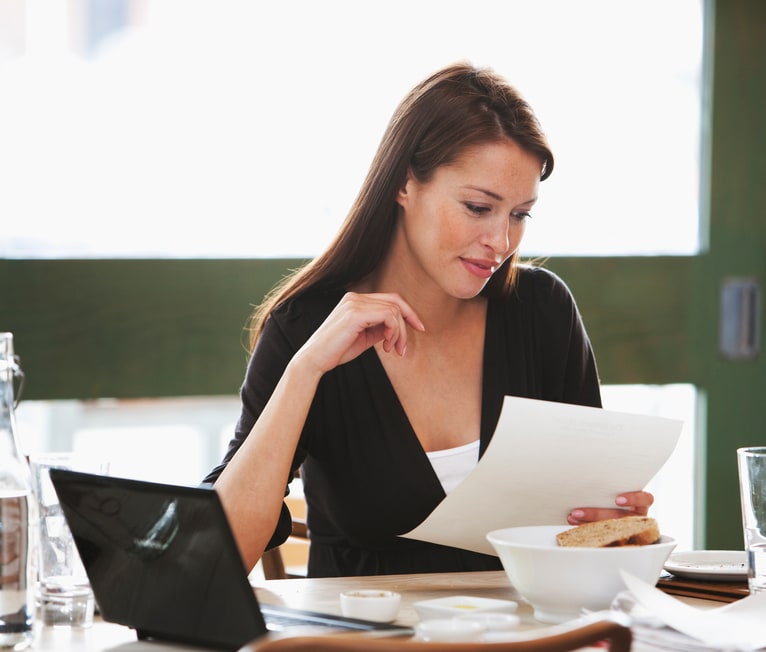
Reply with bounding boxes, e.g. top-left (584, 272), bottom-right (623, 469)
top-left (1, 0), bottom-right (702, 258)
